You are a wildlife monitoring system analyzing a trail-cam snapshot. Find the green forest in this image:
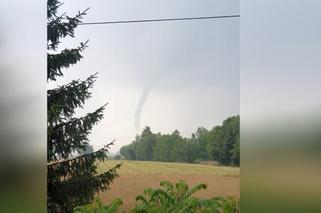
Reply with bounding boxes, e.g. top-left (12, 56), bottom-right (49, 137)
top-left (120, 116), bottom-right (240, 166)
